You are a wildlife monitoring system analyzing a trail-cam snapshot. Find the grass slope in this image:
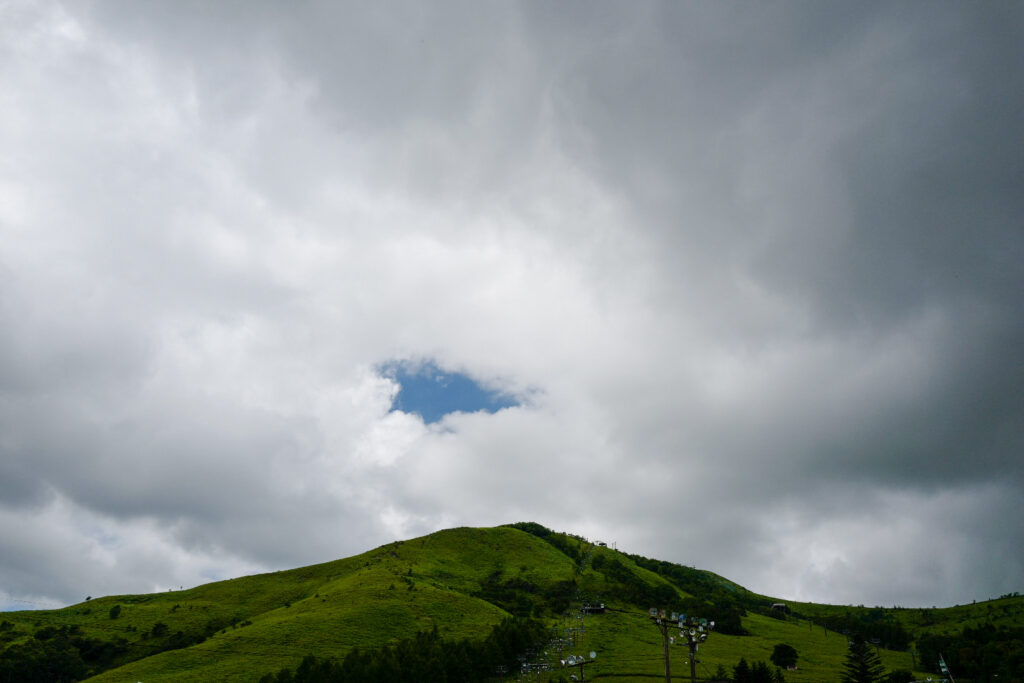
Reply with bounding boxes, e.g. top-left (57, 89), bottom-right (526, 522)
top-left (1, 524), bottom-right (1020, 682)
top-left (3, 527), bottom-right (577, 681)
